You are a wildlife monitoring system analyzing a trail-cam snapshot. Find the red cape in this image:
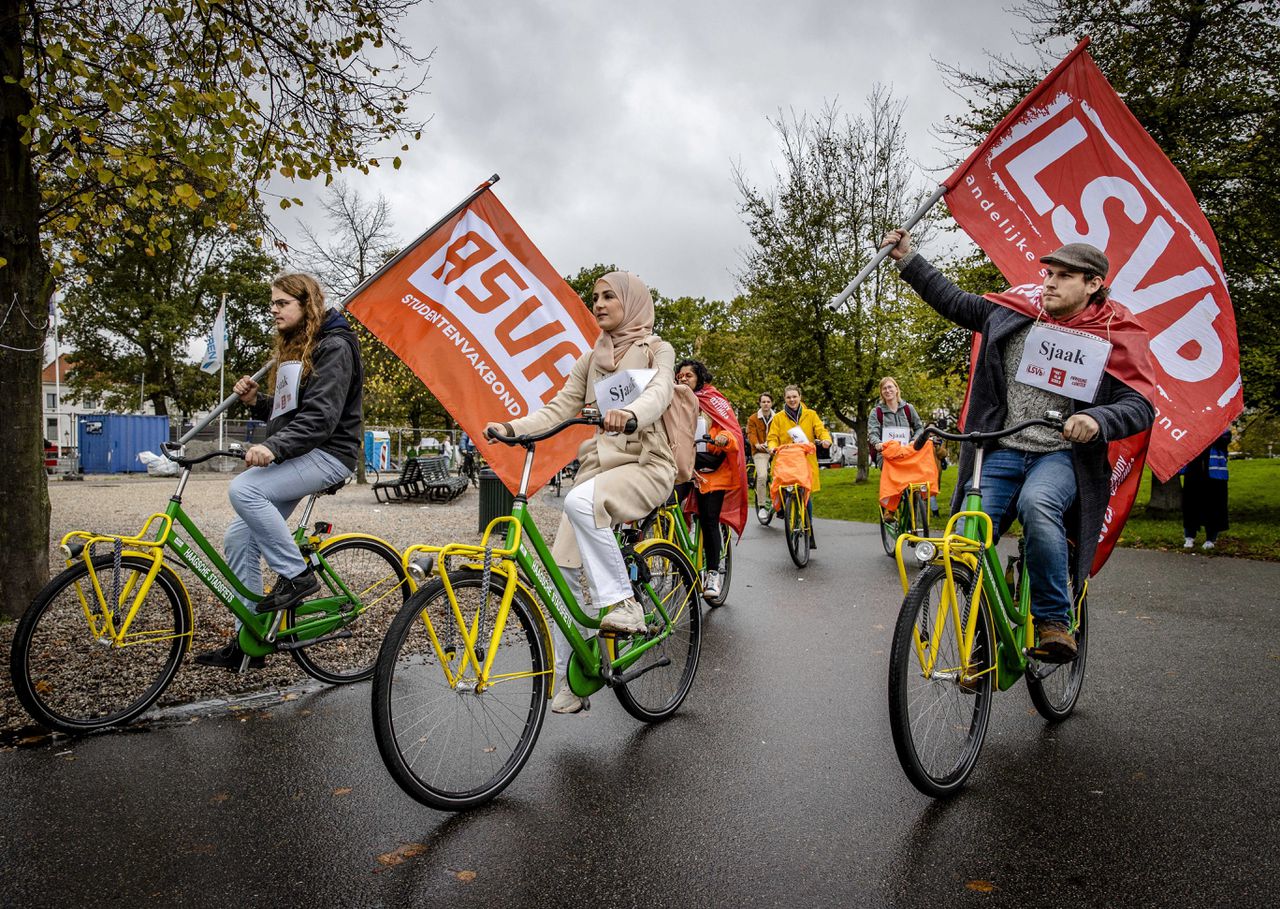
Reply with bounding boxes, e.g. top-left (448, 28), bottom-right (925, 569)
top-left (685, 384), bottom-right (748, 539)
